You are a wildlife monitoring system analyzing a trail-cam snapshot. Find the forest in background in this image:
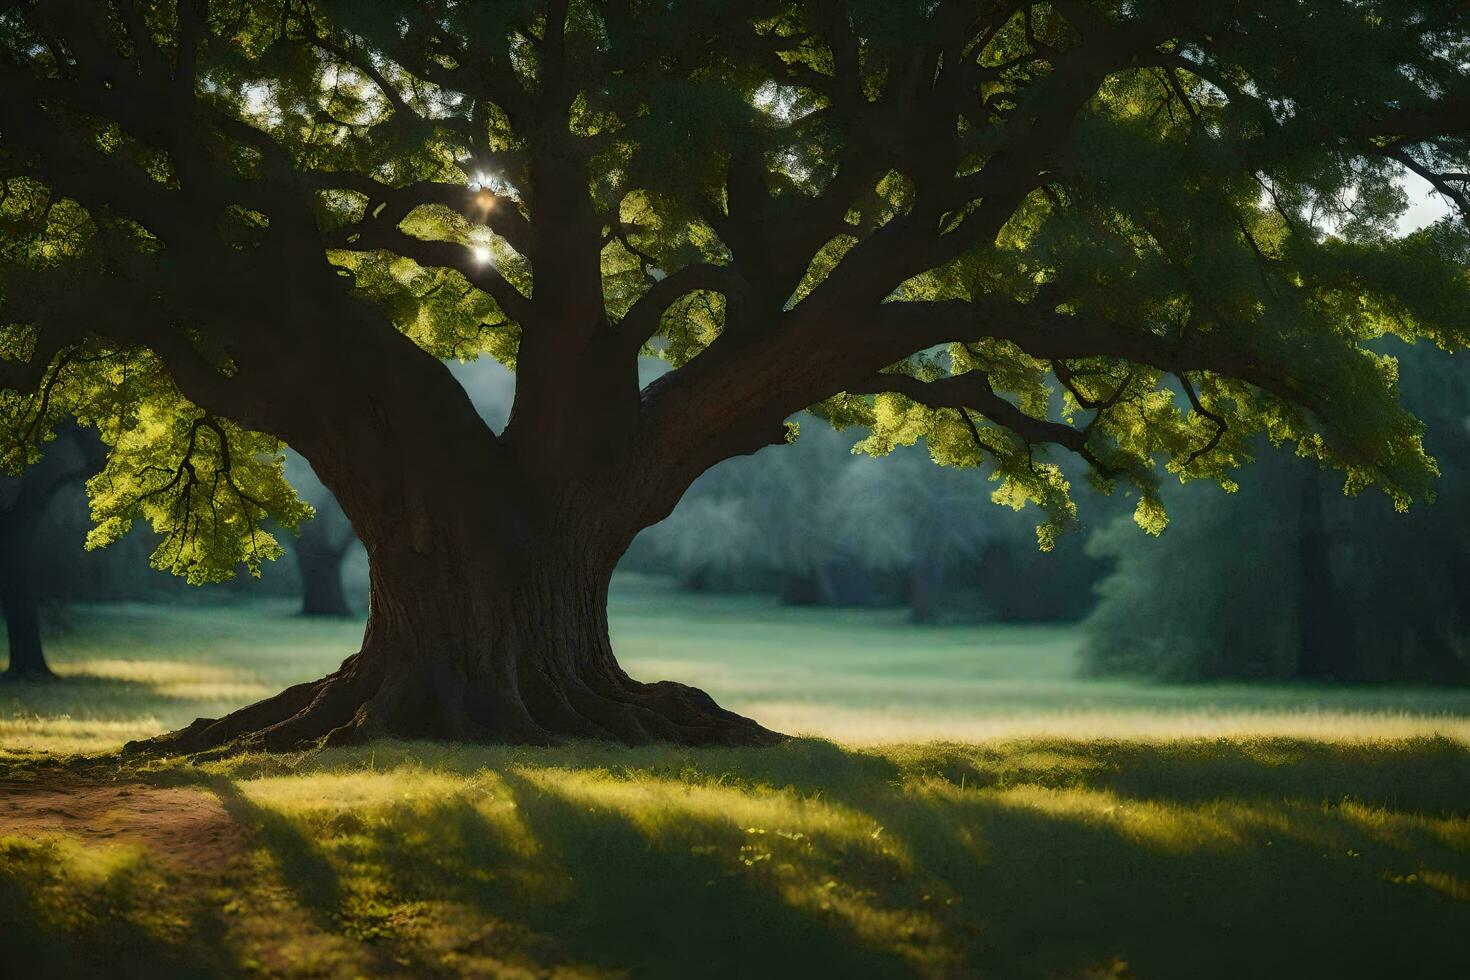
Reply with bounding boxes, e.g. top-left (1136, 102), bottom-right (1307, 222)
top-left (12, 346), bottom-right (1470, 686)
